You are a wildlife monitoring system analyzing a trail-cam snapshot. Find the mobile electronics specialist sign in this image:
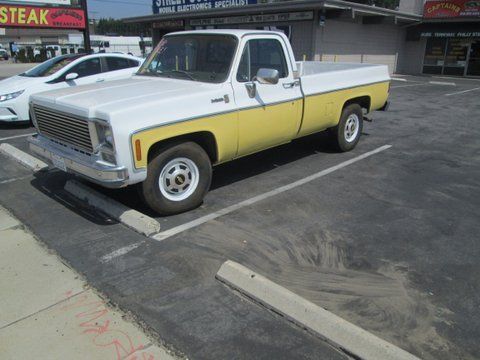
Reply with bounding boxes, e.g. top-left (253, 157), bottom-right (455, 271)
top-left (423, 0), bottom-right (480, 18)
top-left (0, 4), bottom-right (85, 28)
top-left (153, 0), bottom-right (257, 14)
